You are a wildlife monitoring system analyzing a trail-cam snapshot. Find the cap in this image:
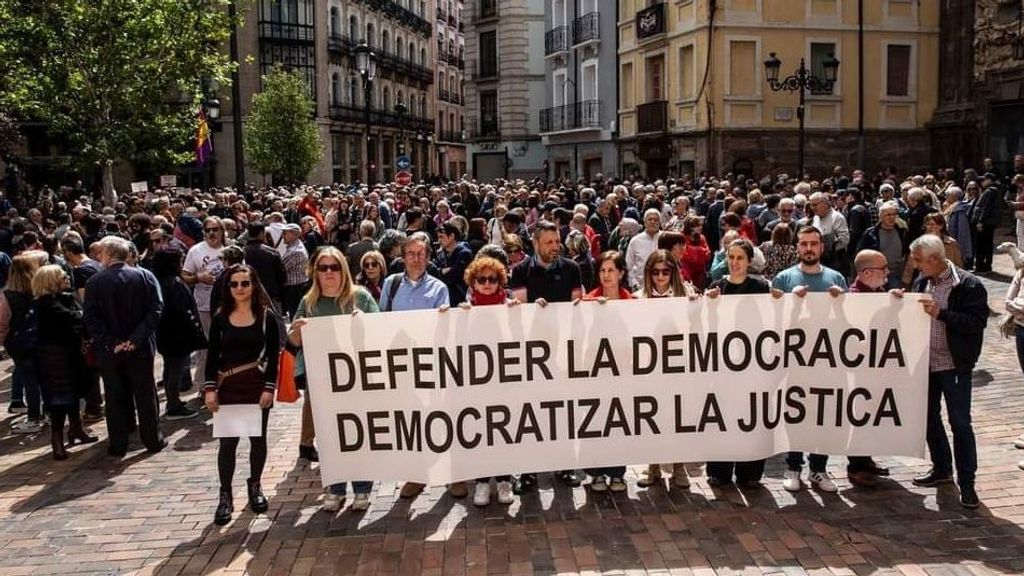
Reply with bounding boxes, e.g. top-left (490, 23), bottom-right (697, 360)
top-left (283, 223), bottom-right (301, 233)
